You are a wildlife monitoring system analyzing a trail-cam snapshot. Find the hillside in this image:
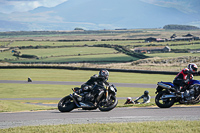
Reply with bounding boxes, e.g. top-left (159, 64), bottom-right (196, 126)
top-left (0, 0), bottom-right (199, 31)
